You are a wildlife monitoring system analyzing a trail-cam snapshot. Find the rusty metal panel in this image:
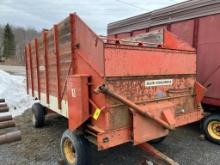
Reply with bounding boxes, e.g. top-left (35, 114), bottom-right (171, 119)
top-left (104, 102), bottom-right (131, 130)
top-left (133, 112), bottom-right (169, 145)
top-left (106, 76), bottom-right (195, 104)
top-left (175, 110), bottom-right (203, 127)
top-left (97, 127), bottom-right (131, 150)
top-left (104, 74), bottom-right (196, 133)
